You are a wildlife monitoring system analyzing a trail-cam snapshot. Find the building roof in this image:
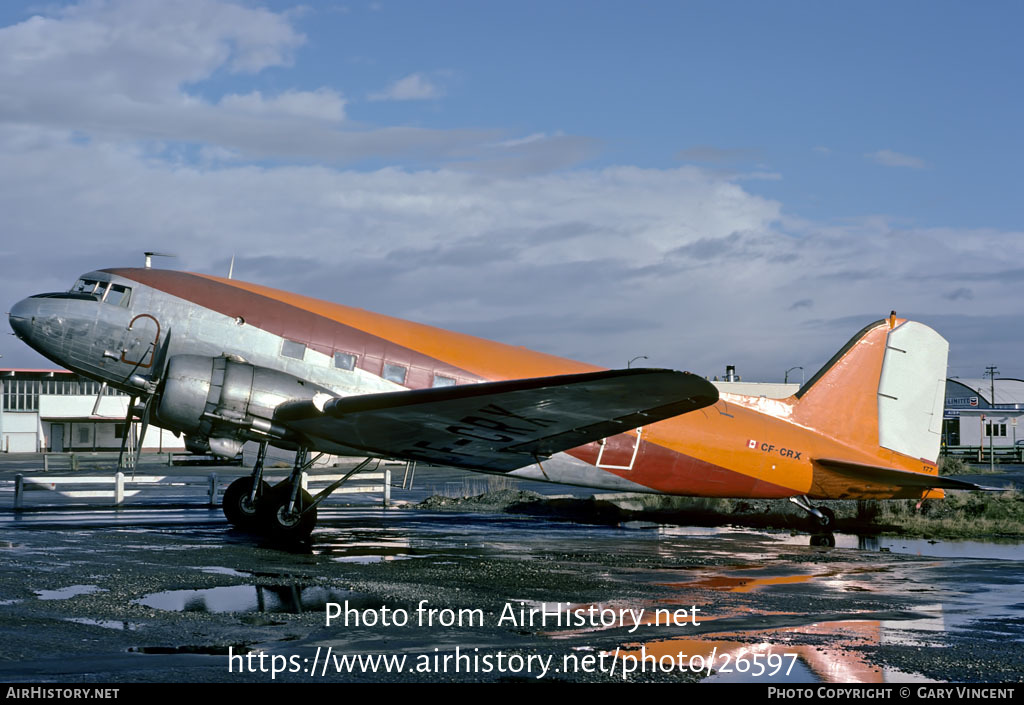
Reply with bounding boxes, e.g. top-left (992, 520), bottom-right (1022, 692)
top-left (948, 378), bottom-right (1024, 405)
